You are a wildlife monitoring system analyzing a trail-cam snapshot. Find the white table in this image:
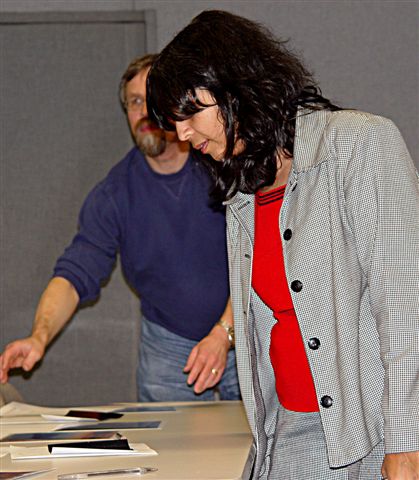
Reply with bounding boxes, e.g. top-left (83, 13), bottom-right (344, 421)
top-left (0, 400), bottom-right (253, 479)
